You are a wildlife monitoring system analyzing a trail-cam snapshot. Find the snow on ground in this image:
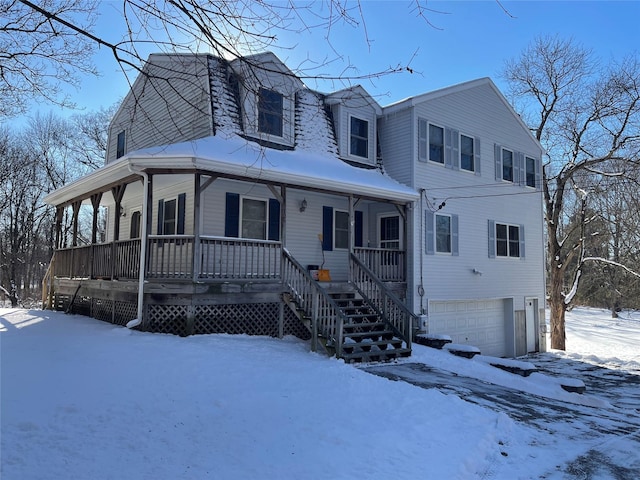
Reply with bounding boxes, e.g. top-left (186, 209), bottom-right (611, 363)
top-left (1, 307), bottom-right (639, 479)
